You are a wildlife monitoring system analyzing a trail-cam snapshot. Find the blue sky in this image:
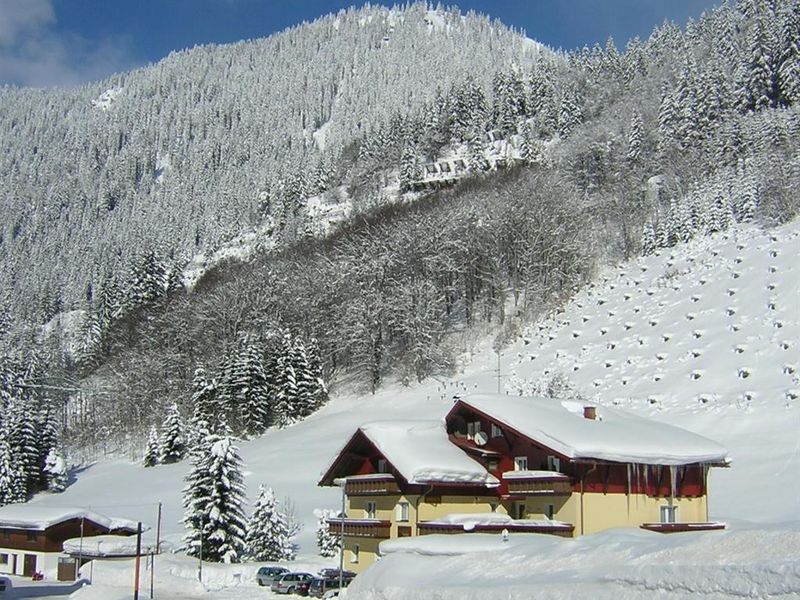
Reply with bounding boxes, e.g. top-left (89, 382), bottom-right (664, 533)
top-left (1, 0), bottom-right (721, 88)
